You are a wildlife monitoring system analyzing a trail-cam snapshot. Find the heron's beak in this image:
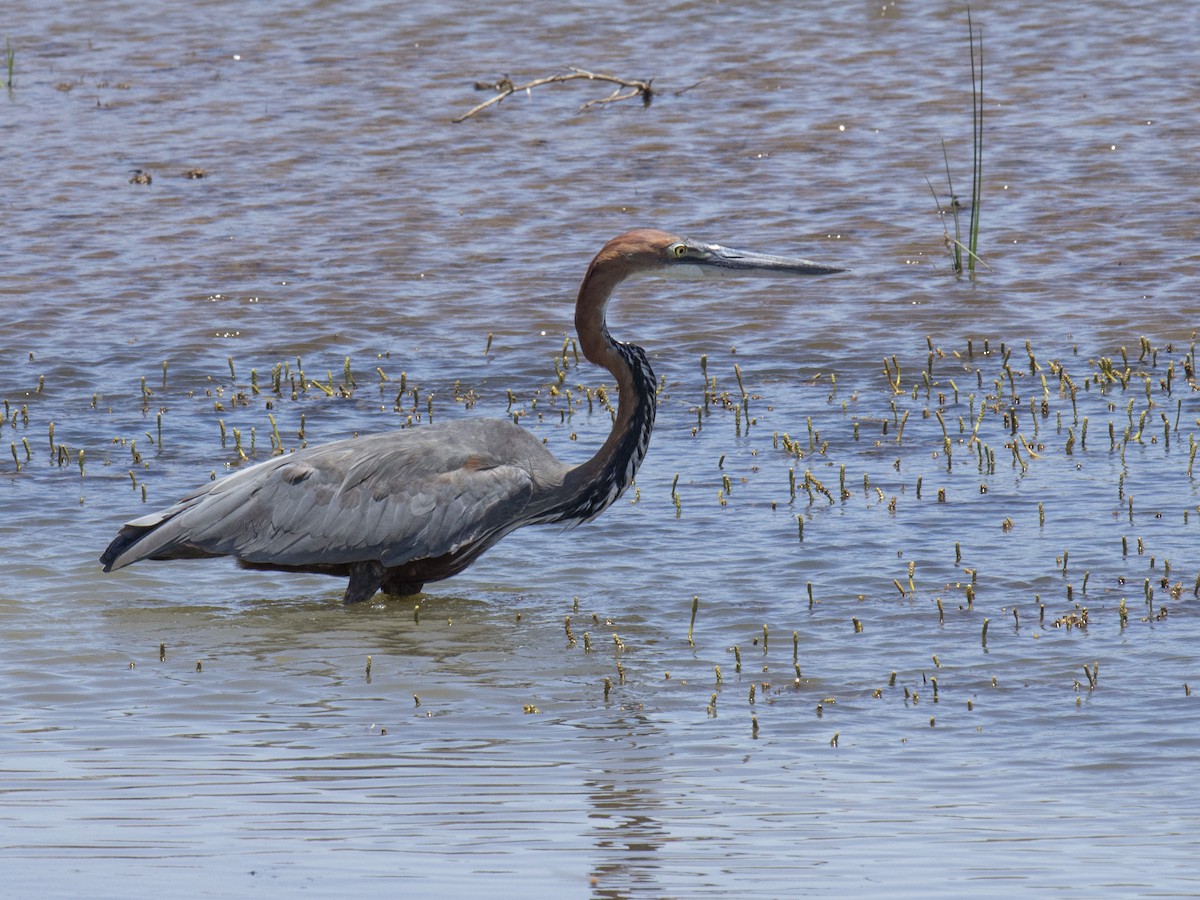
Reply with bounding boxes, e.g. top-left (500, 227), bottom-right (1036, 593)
top-left (692, 241), bottom-right (845, 276)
